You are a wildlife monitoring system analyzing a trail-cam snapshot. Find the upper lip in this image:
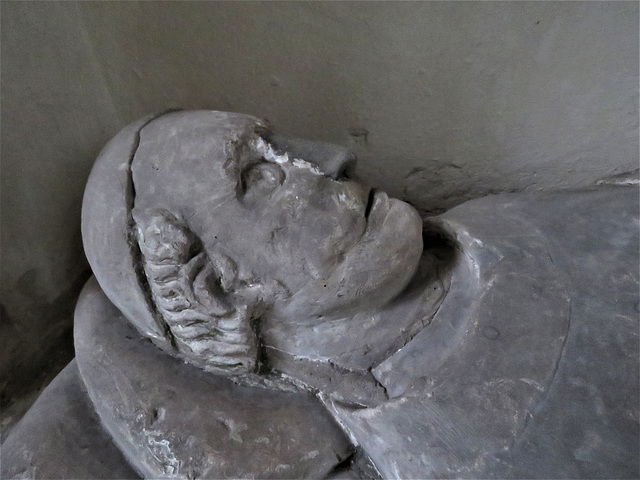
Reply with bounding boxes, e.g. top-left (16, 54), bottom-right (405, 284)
top-left (362, 189), bottom-right (391, 238)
